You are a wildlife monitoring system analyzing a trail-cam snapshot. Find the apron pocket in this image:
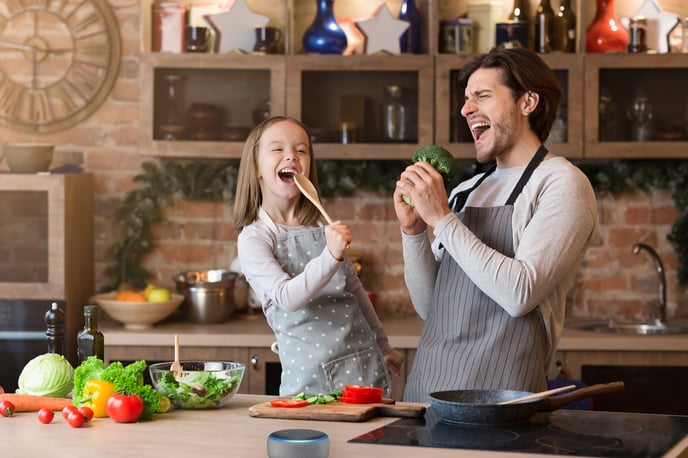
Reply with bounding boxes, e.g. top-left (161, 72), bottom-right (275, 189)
top-left (321, 348), bottom-right (391, 396)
